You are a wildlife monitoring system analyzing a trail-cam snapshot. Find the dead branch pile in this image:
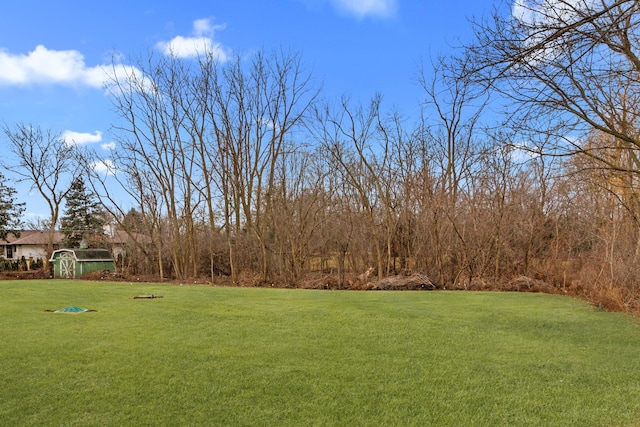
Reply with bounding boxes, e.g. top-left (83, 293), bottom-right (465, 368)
top-left (356, 272), bottom-right (437, 290)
